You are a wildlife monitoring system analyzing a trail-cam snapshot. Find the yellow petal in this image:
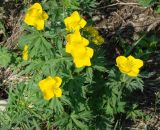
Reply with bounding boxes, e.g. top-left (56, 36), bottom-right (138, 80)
top-left (38, 76), bottom-right (62, 100)
top-left (72, 47), bottom-right (93, 68)
top-left (116, 55), bottom-right (143, 77)
top-left (22, 45), bottom-right (28, 61)
top-left (79, 18), bottom-right (86, 28)
top-left (66, 34), bottom-right (72, 42)
top-left (74, 57), bottom-right (91, 68)
top-left (54, 76), bottom-right (62, 88)
top-left (39, 79), bottom-right (55, 100)
top-left (74, 59), bottom-right (83, 68)
top-left (65, 44), bottom-right (72, 53)
top-left (30, 3), bottom-right (42, 11)
top-left (128, 55), bottom-right (143, 68)
top-left (66, 31), bottom-right (89, 55)
top-left (66, 31), bottom-right (81, 43)
top-left (81, 37), bottom-right (89, 46)
top-left (71, 31), bottom-right (82, 43)
top-left (71, 46), bottom-right (86, 58)
top-left (116, 56), bottom-right (131, 73)
top-left (93, 35), bottom-right (104, 45)
top-left (43, 89), bottom-right (54, 100)
top-left (86, 47), bottom-right (94, 58)
top-left (64, 17), bottom-right (72, 30)
top-left (22, 53), bottom-right (28, 61)
top-left (134, 59), bottom-right (143, 68)
top-left (71, 11), bottom-right (81, 22)
top-left (24, 3), bottom-right (48, 30)
top-left (24, 3), bottom-right (42, 25)
top-left (38, 76), bottom-right (55, 92)
top-left (66, 31), bottom-right (89, 46)
top-left (92, 38), bottom-right (98, 44)
top-left (24, 45), bottom-right (28, 51)
top-left (127, 69), bottom-right (139, 77)
top-left (116, 56), bottom-right (127, 66)
top-left (85, 26), bottom-right (99, 36)
top-left (97, 36), bottom-right (104, 45)
top-left (24, 11), bottom-right (36, 25)
top-left (54, 88), bottom-right (62, 97)
top-left (127, 55), bottom-right (135, 61)
top-left (42, 11), bottom-right (48, 20)
top-left (35, 19), bottom-right (44, 30)
top-left (64, 11), bottom-right (86, 31)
